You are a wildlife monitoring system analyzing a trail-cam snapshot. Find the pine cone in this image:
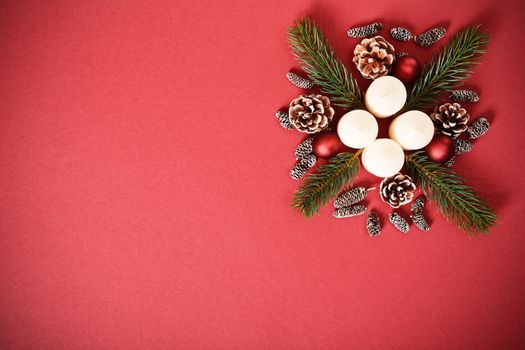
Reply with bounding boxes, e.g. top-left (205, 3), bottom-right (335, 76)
top-left (380, 173), bottom-right (416, 208)
top-left (411, 213), bottom-right (430, 232)
top-left (389, 212), bottom-right (409, 233)
top-left (286, 72), bottom-right (314, 89)
top-left (294, 137), bottom-right (314, 160)
top-left (390, 27), bottom-right (413, 42)
top-left (334, 187), bottom-right (372, 209)
top-left (289, 154), bottom-right (317, 180)
top-left (289, 94), bottom-right (335, 133)
top-left (332, 205), bottom-right (366, 218)
top-left (431, 103), bottom-right (470, 139)
top-left (275, 110), bottom-right (294, 130)
top-left (454, 139), bottom-right (473, 155)
top-left (444, 156), bottom-right (456, 167)
top-left (352, 36), bottom-right (395, 80)
top-left (410, 198), bottom-right (425, 215)
top-left (445, 139), bottom-right (473, 168)
top-left (410, 198), bottom-right (430, 232)
top-left (467, 117), bottom-right (490, 139)
top-left (450, 90), bottom-right (479, 103)
top-left (347, 22), bottom-right (383, 38)
top-left (366, 211), bottom-right (381, 236)
top-left (414, 27), bottom-right (446, 46)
